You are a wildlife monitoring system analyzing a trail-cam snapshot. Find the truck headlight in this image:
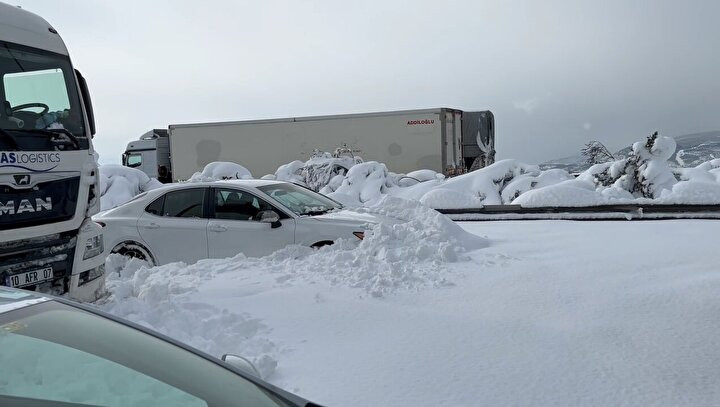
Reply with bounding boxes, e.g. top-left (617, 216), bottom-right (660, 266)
top-left (79, 264), bottom-right (105, 286)
top-left (83, 235), bottom-right (104, 259)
